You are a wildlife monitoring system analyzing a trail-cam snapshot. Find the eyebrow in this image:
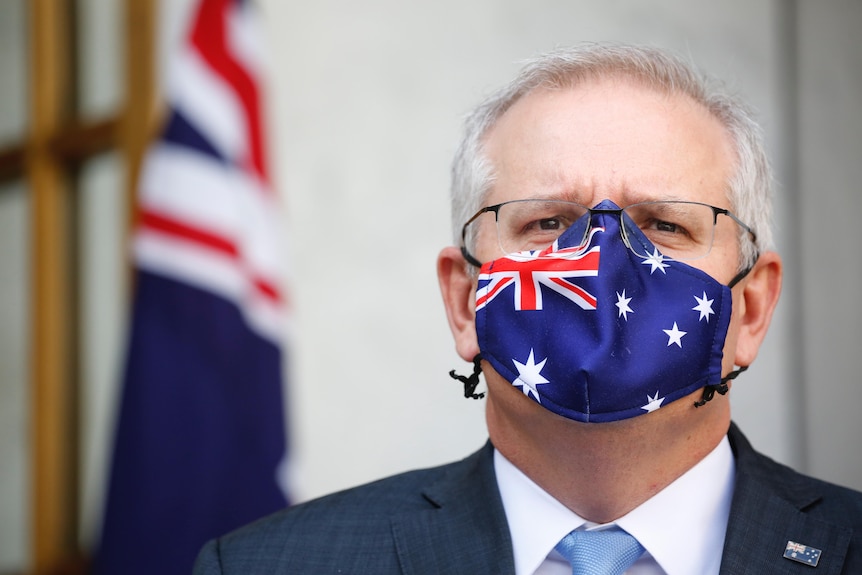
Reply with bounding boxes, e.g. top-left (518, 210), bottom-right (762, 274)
top-left (611, 183), bottom-right (691, 205)
top-left (526, 188), bottom-right (691, 207)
